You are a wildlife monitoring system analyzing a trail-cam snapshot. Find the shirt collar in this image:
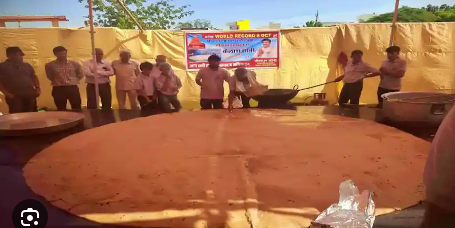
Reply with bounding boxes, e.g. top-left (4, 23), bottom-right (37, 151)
top-left (388, 57), bottom-right (400, 63)
top-left (160, 73), bottom-right (172, 78)
top-left (55, 59), bottom-right (69, 64)
top-left (91, 59), bottom-right (105, 64)
top-left (119, 59), bottom-right (133, 64)
top-left (207, 67), bottom-right (220, 71)
top-left (5, 59), bottom-right (22, 66)
top-left (350, 60), bottom-right (363, 65)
